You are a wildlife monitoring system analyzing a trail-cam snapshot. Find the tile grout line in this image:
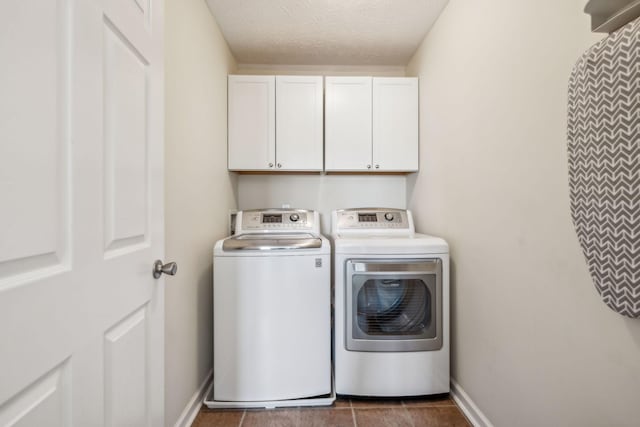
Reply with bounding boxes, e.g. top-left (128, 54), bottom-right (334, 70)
top-left (350, 400), bottom-right (358, 427)
top-left (402, 403), bottom-right (415, 427)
